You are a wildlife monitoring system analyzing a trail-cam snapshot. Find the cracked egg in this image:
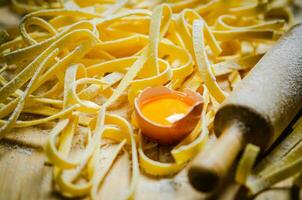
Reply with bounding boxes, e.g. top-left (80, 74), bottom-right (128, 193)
top-left (134, 86), bottom-right (203, 144)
